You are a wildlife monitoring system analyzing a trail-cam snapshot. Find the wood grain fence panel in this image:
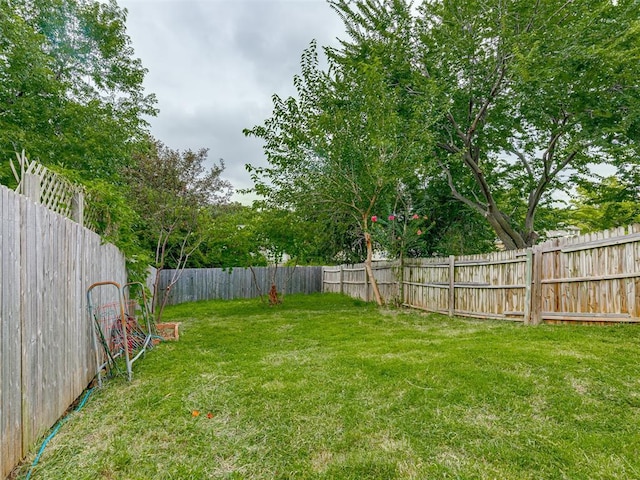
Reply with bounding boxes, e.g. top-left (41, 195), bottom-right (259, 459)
top-left (342, 264), bottom-right (367, 301)
top-left (322, 267), bottom-right (342, 294)
top-left (46, 210), bottom-right (59, 436)
top-left (67, 221), bottom-right (79, 401)
top-left (323, 227), bottom-right (640, 323)
top-left (1, 188), bottom-right (22, 479)
top-left (1, 185), bottom-right (128, 477)
top-left (626, 231), bottom-right (639, 318)
top-left (81, 227), bottom-right (94, 379)
top-left (375, 261), bottom-right (400, 303)
top-left (452, 251), bottom-right (527, 320)
top-left (43, 211), bottom-right (57, 438)
top-left (75, 224), bottom-right (86, 394)
top-left (23, 208), bottom-right (57, 447)
top-left (402, 258), bottom-right (450, 312)
top-left (21, 197), bottom-right (40, 451)
top-left (157, 266), bottom-right (323, 305)
top-left (536, 226), bottom-right (640, 322)
top-left (60, 219), bottom-right (73, 413)
top-left (238, 268), bottom-right (250, 298)
top-left (45, 210), bottom-right (58, 433)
